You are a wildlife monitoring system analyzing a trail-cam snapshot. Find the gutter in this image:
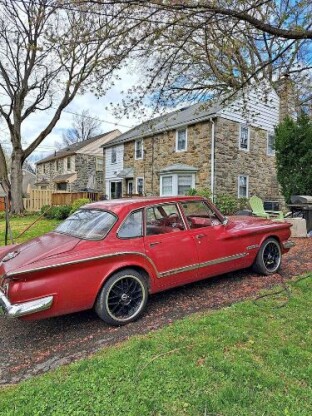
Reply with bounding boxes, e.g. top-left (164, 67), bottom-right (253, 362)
top-left (101, 112), bottom-right (218, 149)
